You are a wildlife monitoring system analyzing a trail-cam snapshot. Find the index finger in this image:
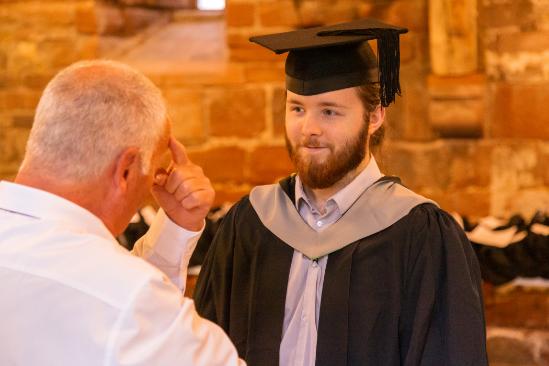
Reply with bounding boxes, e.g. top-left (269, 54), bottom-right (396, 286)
top-left (169, 137), bottom-right (190, 165)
